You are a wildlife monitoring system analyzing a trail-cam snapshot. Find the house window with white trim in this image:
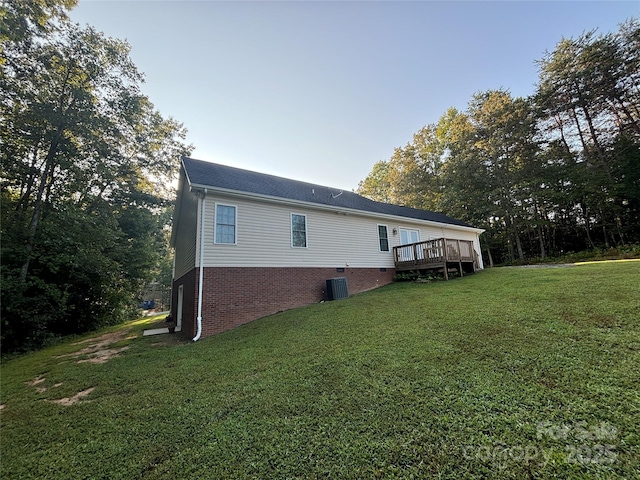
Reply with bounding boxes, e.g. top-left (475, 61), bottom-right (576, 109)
top-left (378, 225), bottom-right (389, 252)
top-left (215, 204), bottom-right (236, 244)
top-left (291, 213), bottom-right (307, 247)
